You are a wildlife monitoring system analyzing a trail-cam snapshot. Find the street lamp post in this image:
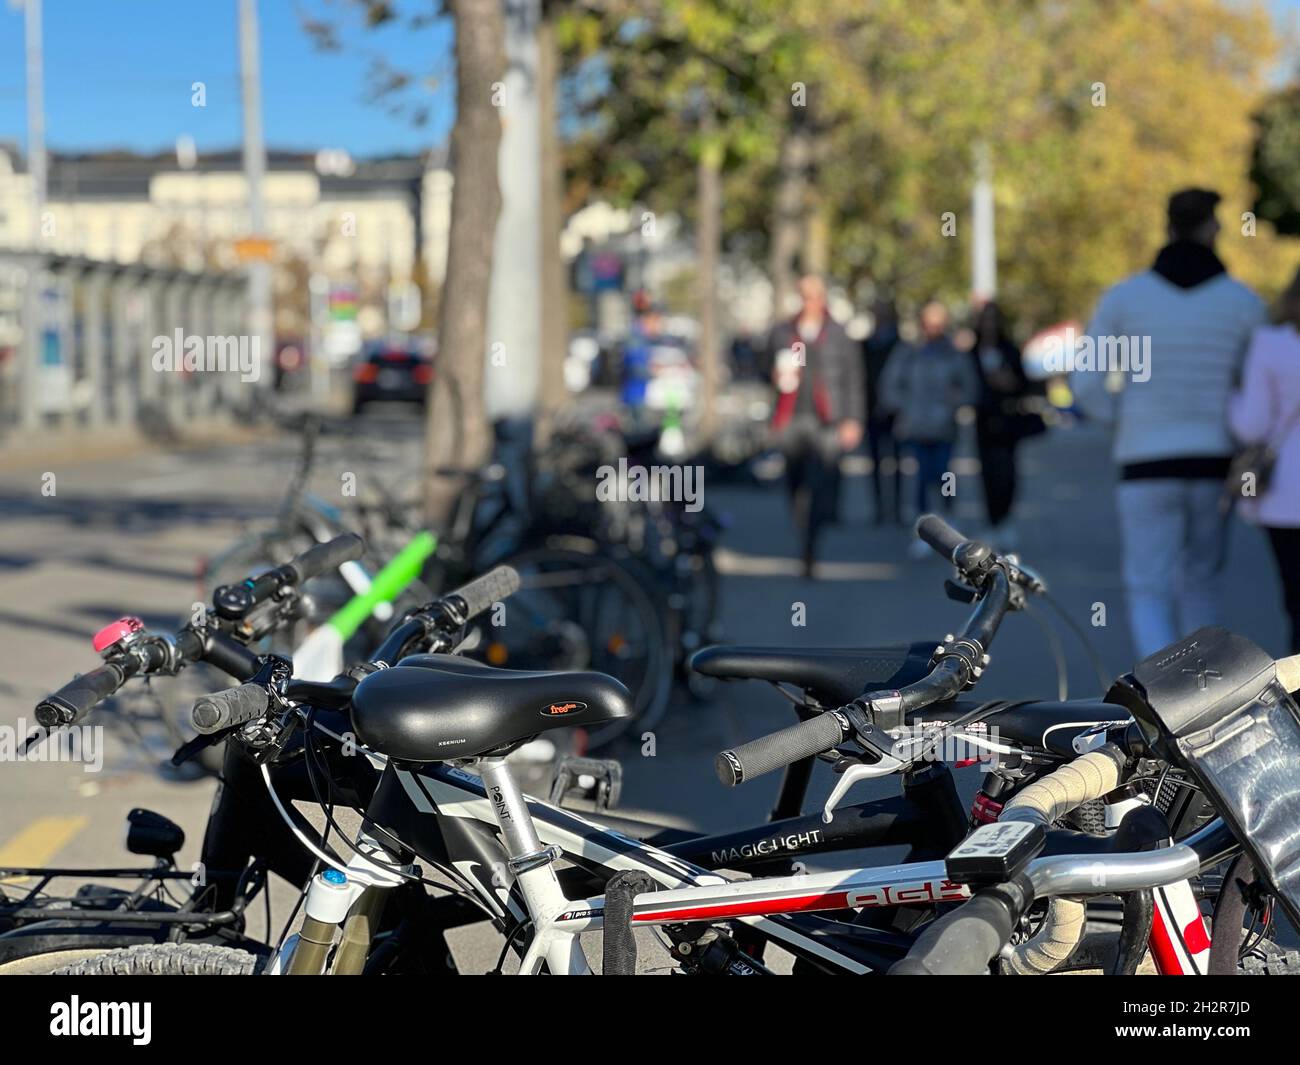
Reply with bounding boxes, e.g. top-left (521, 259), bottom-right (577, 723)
top-left (20, 0), bottom-right (47, 429)
top-left (971, 141), bottom-right (997, 304)
top-left (238, 0), bottom-right (273, 398)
